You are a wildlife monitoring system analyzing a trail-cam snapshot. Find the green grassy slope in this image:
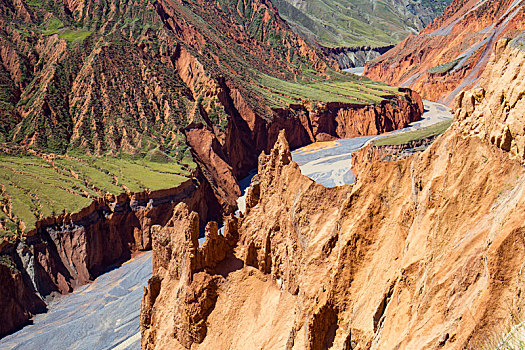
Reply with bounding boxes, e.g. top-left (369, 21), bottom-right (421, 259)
top-left (373, 119), bottom-right (452, 146)
top-left (273, 0), bottom-right (452, 47)
top-left (0, 150), bottom-right (193, 240)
